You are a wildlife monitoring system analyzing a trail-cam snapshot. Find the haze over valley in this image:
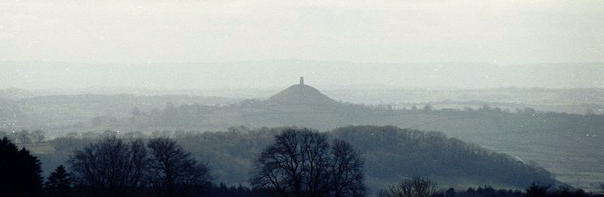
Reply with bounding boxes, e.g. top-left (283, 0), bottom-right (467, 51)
top-left (1, 0), bottom-right (603, 196)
